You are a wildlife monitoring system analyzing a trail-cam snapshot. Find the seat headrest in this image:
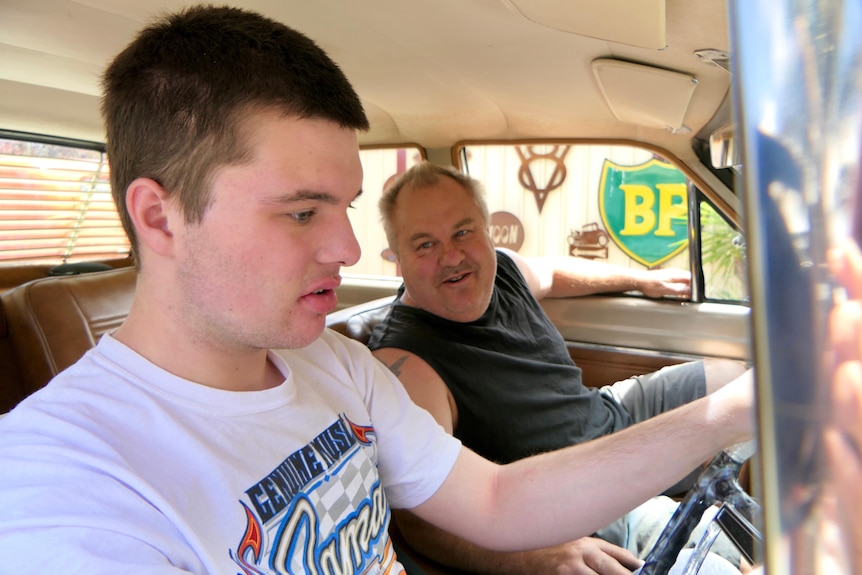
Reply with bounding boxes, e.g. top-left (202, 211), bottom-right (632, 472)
top-left (0, 266), bottom-right (137, 406)
top-left (326, 296), bottom-right (394, 345)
